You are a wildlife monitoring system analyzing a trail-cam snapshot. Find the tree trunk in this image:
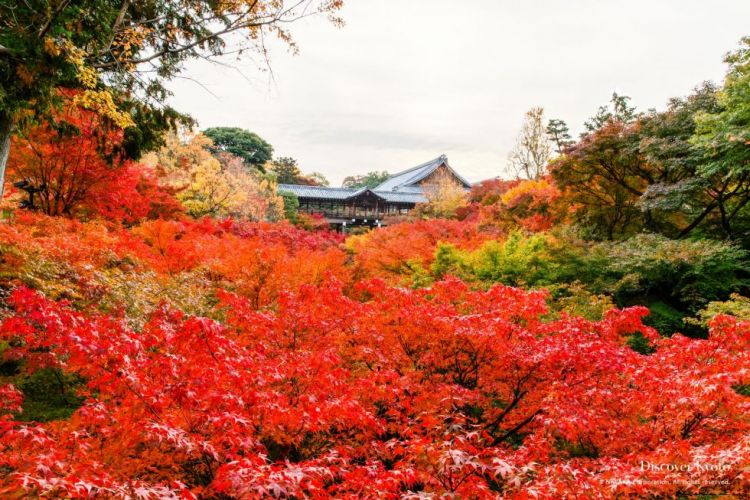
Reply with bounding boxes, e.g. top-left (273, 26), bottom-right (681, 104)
top-left (0, 111), bottom-right (13, 200)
